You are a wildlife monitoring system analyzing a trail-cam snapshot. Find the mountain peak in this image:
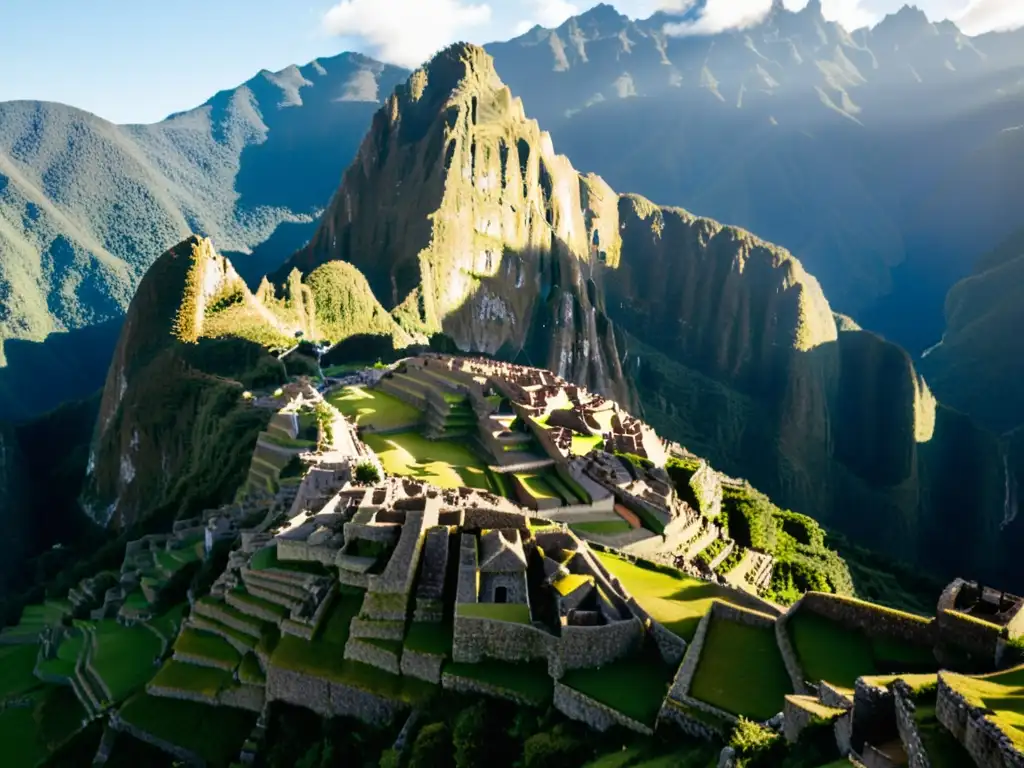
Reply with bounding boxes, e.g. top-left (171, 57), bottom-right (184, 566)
top-left (406, 42), bottom-right (498, 102)
top-left (878, 4), bottom-right (932, 31)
